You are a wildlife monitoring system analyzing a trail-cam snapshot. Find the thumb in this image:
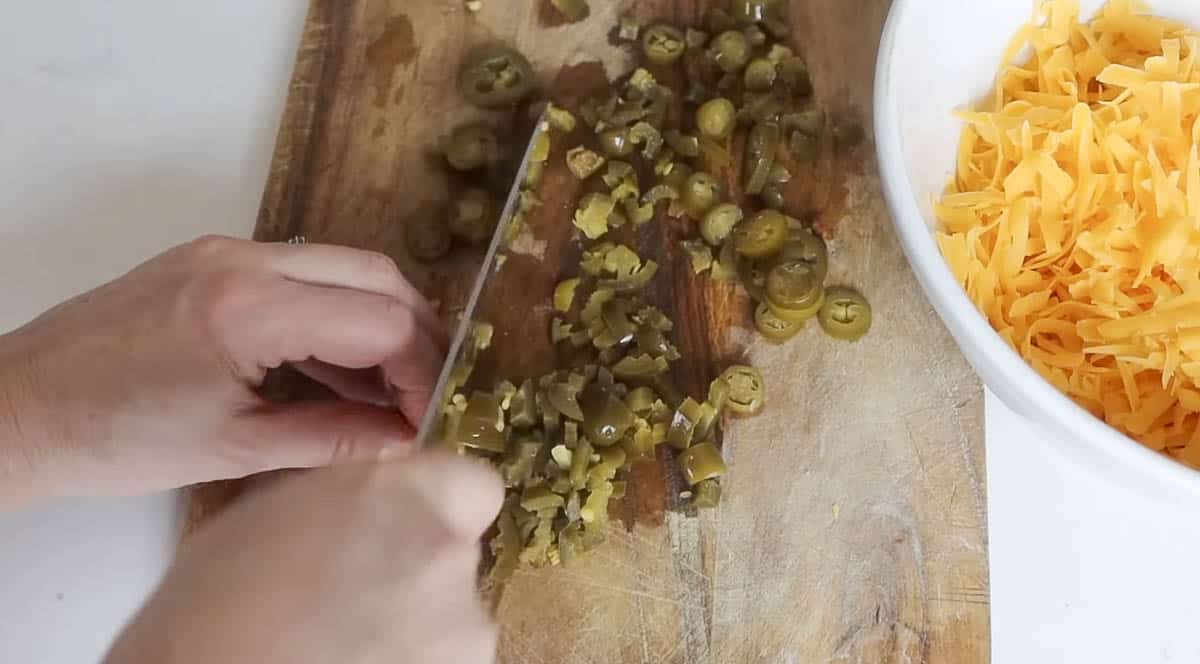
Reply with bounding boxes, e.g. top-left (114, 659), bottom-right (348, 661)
top-left (236, 400), bottom-right (418, 472)
top-left (383, 453), bottom-right (504, 540)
